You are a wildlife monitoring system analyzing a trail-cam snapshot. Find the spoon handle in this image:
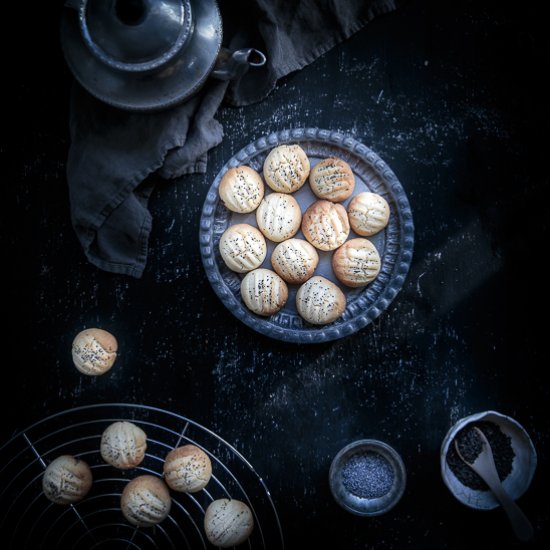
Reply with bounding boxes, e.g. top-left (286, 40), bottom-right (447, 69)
top-left (482, 473), bottom-right (534, 542)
